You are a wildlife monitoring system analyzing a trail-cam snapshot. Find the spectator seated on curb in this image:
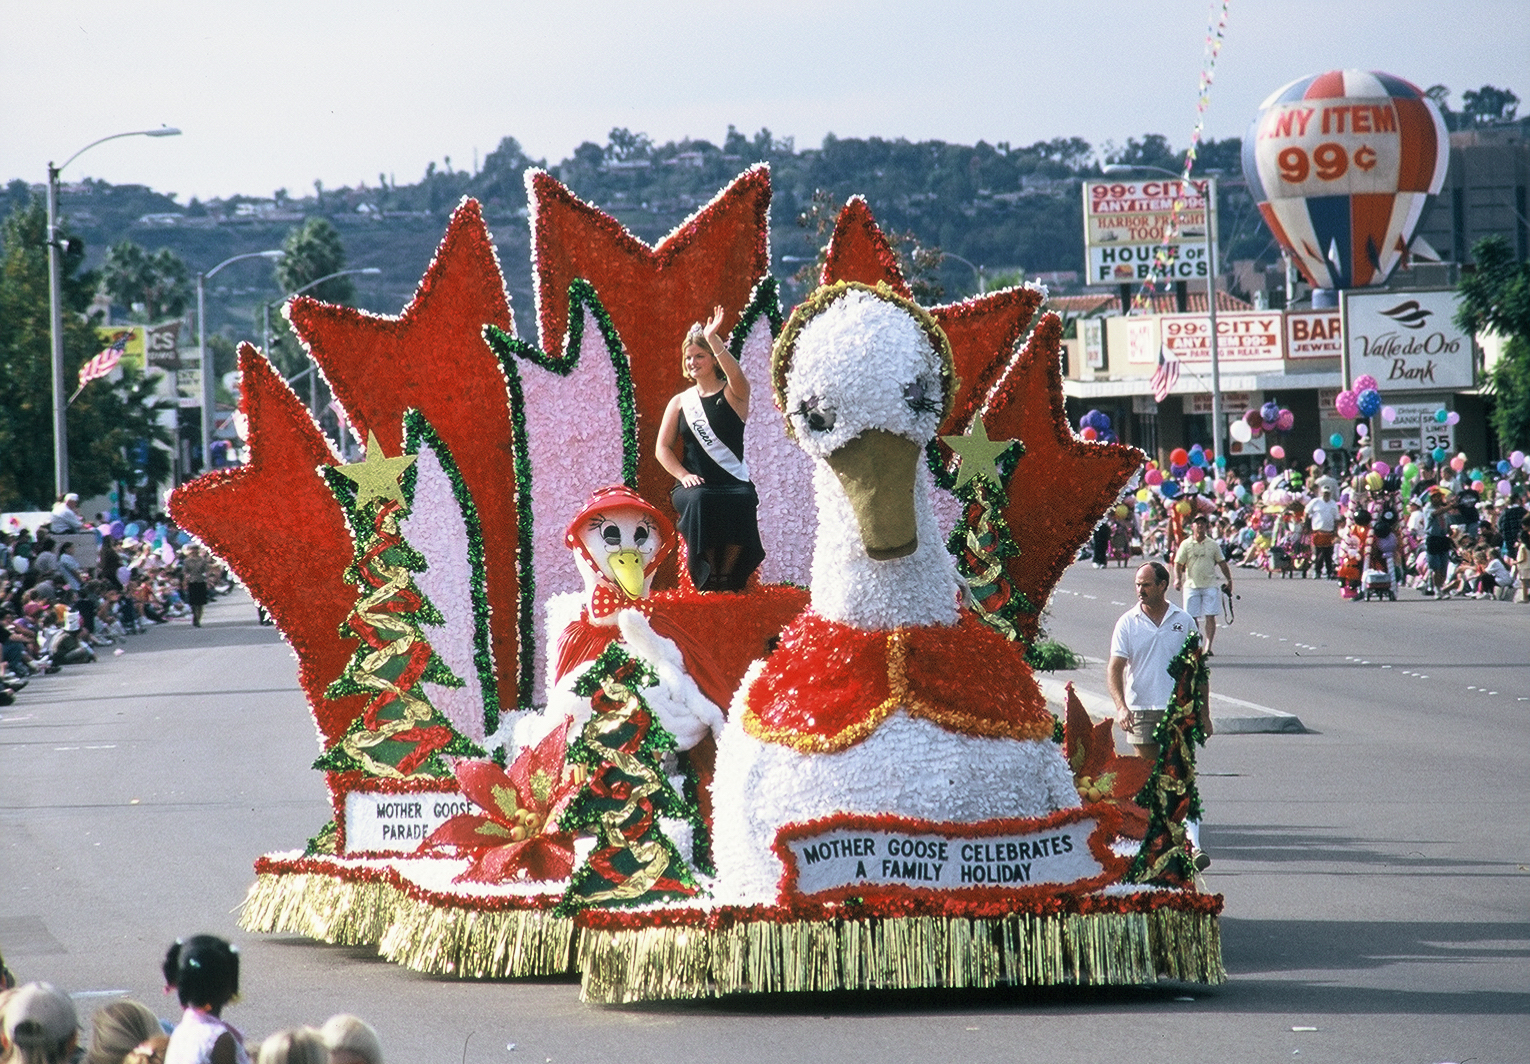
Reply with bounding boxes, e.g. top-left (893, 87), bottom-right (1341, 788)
top-left (1, 982), bottom-right (79, 1064)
